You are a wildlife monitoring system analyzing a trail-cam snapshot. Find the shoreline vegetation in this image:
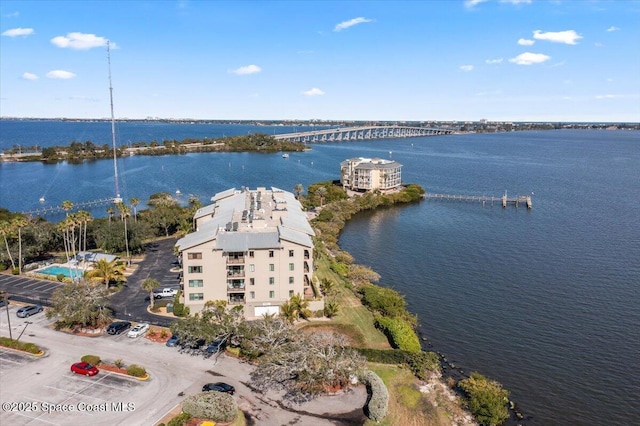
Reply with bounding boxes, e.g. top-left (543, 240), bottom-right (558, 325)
top-left (0, 133), bottom-right (307, 163)
top-left (0, 182), bottom-right (515, 425)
